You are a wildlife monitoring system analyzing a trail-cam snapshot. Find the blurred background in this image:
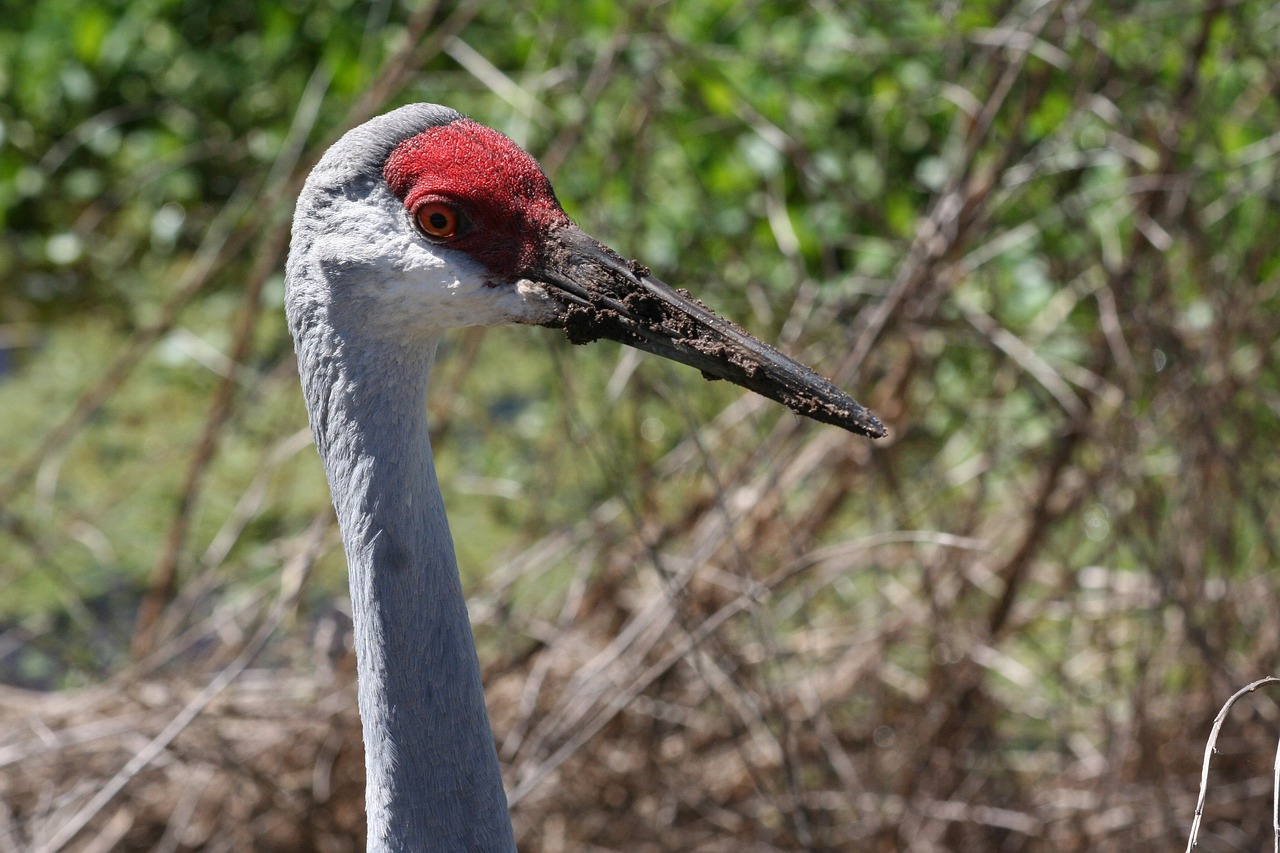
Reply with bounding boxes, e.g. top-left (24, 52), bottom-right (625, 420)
top-left (3, 0), bottom-right (1280, 850)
